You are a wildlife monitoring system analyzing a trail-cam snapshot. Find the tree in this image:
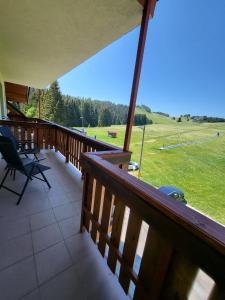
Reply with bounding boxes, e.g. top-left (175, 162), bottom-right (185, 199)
top-left (98, 108), bottom-right (112, 126)
top-left (140, 104), bottom-right (151, 113)
top-left (134, 114), bottom-right (151, 125)
top-left (26, 106), bottom-right (36, 118)
top-left (42, 81), bottom-right (64, 123)
top-left (44, 89), bottom-right (55, 121)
